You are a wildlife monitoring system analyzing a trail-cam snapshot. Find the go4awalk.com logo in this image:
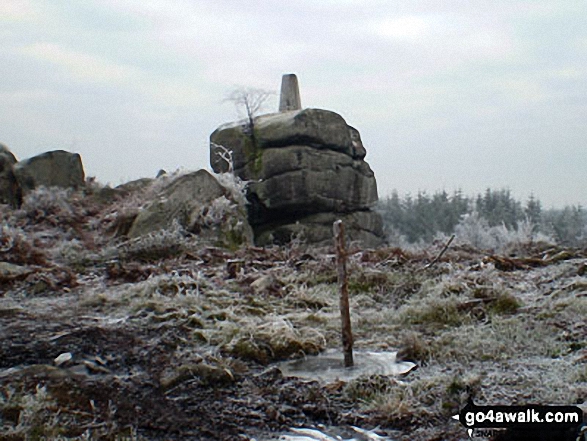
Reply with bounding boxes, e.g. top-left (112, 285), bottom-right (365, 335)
top-left (452, 399), bottom-right (585, 439)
